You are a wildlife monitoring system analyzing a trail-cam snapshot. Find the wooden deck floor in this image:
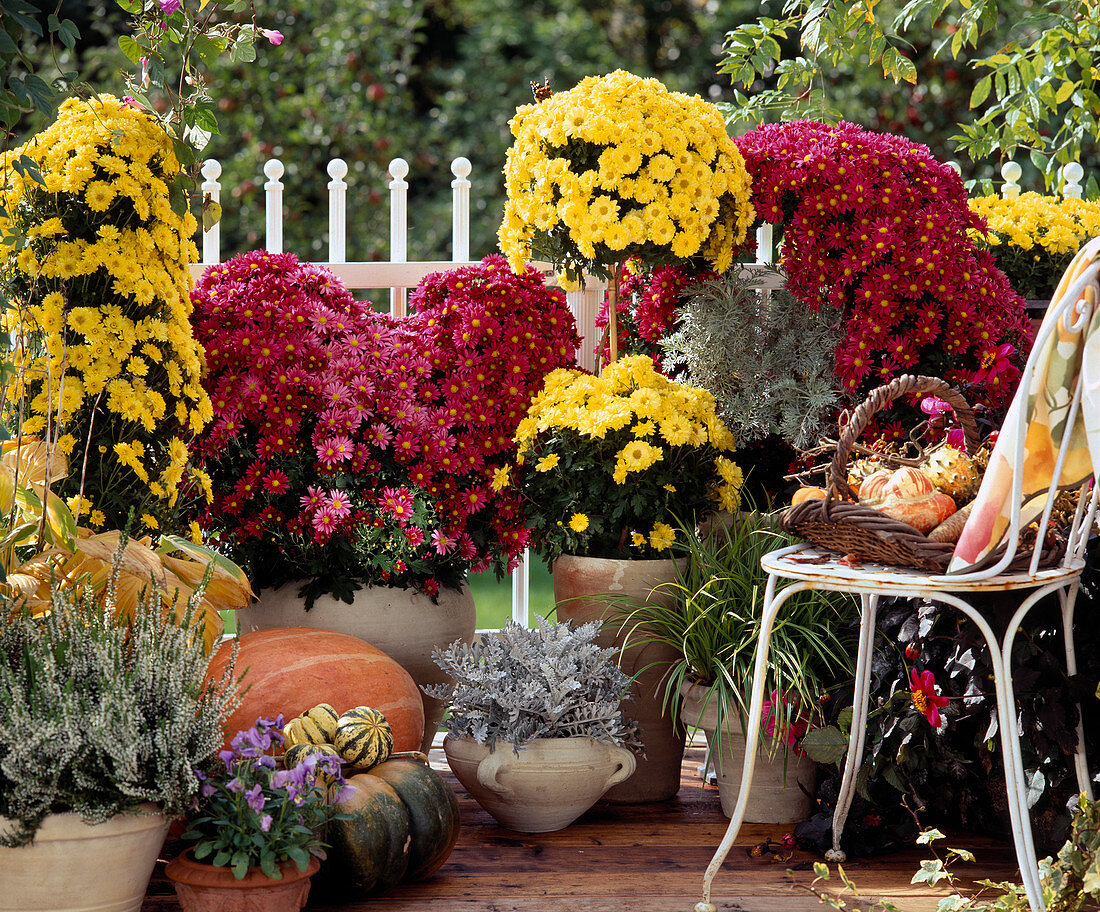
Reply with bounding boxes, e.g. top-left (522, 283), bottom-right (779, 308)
top-left (142, 739), bottom-right (1021, 912)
